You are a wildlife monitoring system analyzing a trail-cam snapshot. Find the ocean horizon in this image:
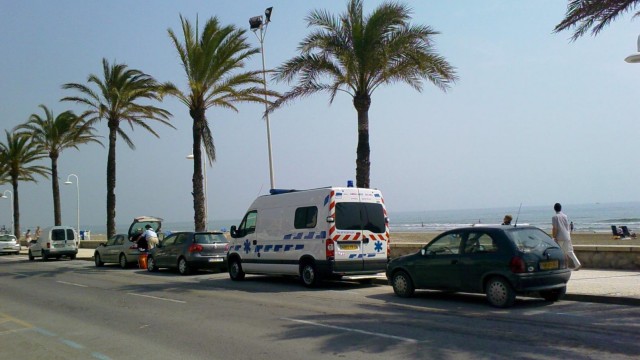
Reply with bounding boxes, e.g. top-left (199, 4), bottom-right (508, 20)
top-left (16, 201), bottom-right (640, 236)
